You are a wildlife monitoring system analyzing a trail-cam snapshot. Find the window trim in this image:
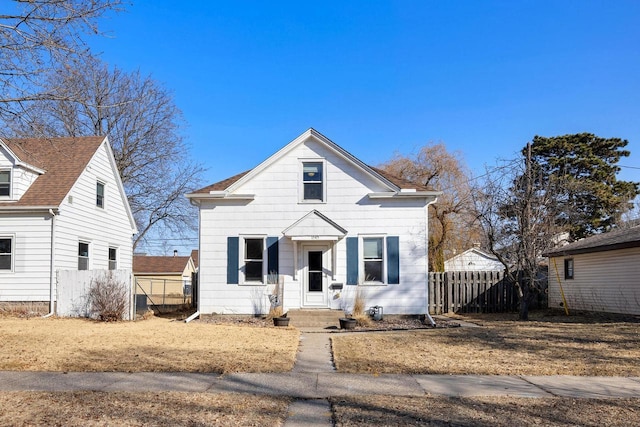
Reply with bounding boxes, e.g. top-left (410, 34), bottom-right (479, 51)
top-left (0, 169), bottom-right (12, 199)
top-left (78, 241), bottom-right (90, 270)
top-left (0, 235), bottom-right (15, 272)
top-left (108, 247), bottom-right (118, 270)
top-left (564, 258), bottom-right (574, 280)
top-left (96, 180), bottom-right (105, 209)
top-left (299, 159), bottom-right (327, 204)
top-left (359, 235), bottom-right (387, 285)
top-left (240, 235), bottom-right (266, 285)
